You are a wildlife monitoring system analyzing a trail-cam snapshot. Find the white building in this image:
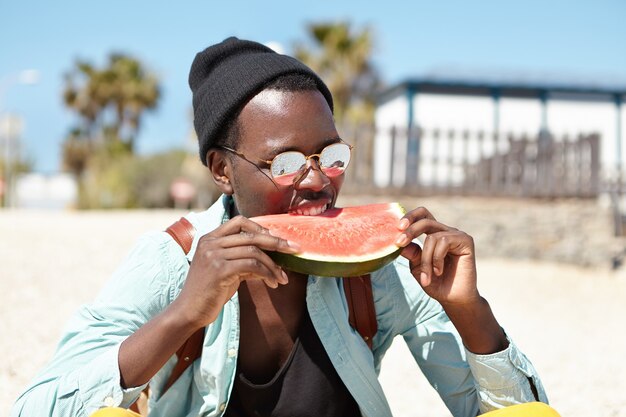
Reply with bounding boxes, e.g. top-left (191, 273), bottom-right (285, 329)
top-left (374, 74), bottom-right (626, 191)
top-left (15, 173), bottom-right (78, 209)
